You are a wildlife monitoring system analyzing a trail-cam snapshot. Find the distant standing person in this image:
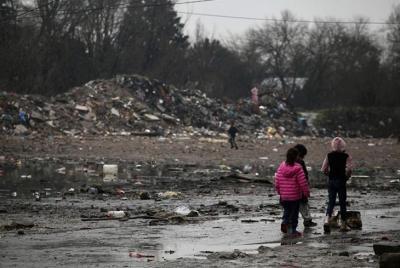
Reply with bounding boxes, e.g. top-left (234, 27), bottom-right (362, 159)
top-left (321, 137), bottom-right (352, 233)
top-left (294, 144), bottom-right (317, 227)
top-left (228, 121), bottom-right (239, 149)
top-left (275, 148), bottom-right (310, 236)
top-left (250, 85), bottom-right (259, 114)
